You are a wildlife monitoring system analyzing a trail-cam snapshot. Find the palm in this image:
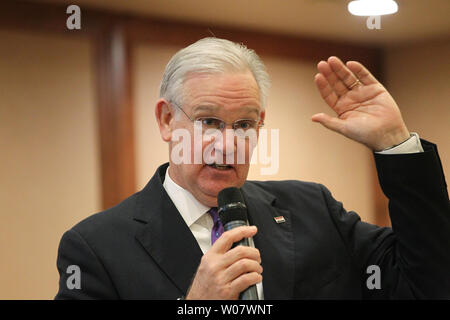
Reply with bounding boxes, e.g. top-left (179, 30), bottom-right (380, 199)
top-left (312, 57), bottom-right (409, 151)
